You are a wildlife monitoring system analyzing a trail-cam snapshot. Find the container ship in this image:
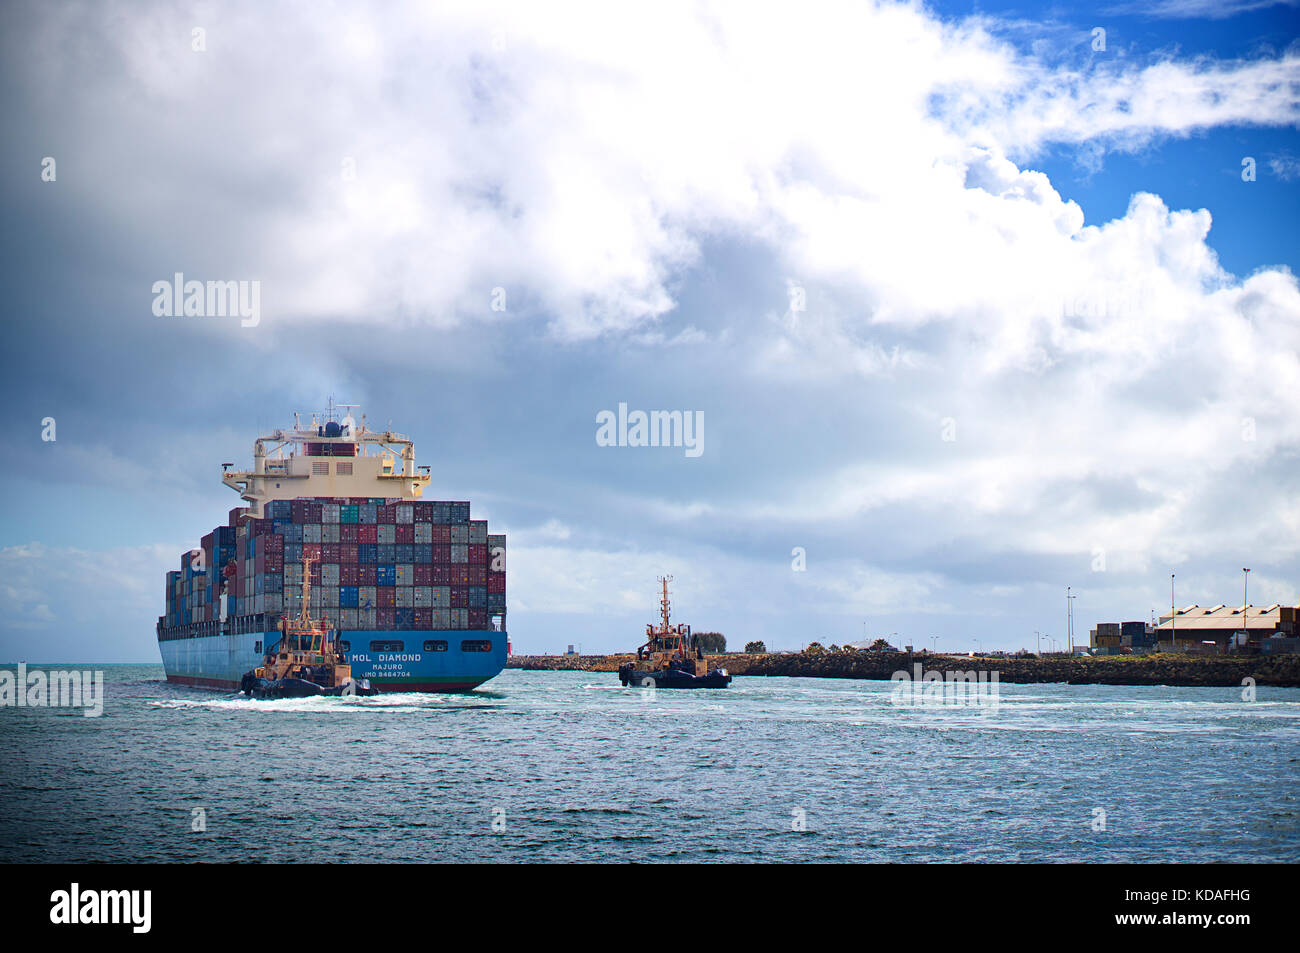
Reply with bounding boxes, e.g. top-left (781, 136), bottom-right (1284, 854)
top-left (156, 405), bottom-right (507, 692)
